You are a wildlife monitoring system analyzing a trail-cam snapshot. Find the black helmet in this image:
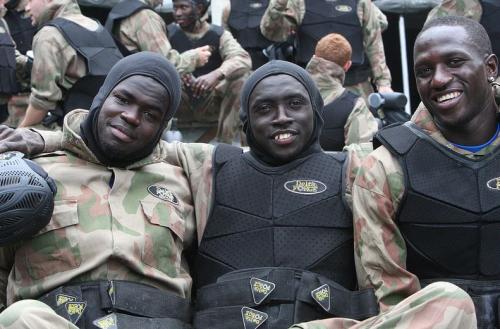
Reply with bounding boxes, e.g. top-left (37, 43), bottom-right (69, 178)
top-left (0, 152), bottom-right (57, 246)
